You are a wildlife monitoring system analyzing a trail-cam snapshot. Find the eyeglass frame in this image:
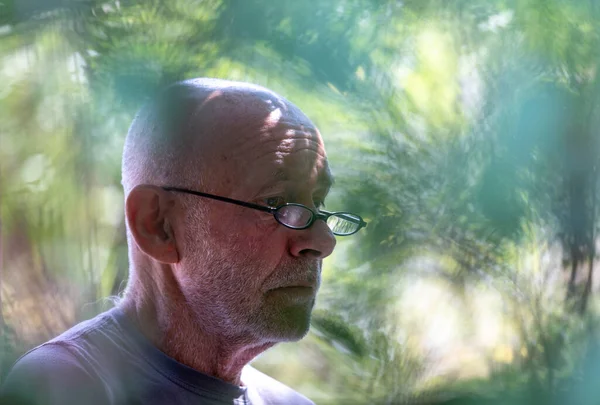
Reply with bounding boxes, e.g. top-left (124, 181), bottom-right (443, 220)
top-left (161, 186), bottom-right (367, 236)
